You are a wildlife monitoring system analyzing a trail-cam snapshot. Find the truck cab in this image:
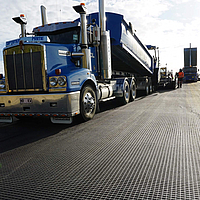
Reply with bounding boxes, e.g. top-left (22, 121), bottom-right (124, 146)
top-left (0, 7), bottom-right (99, 124)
